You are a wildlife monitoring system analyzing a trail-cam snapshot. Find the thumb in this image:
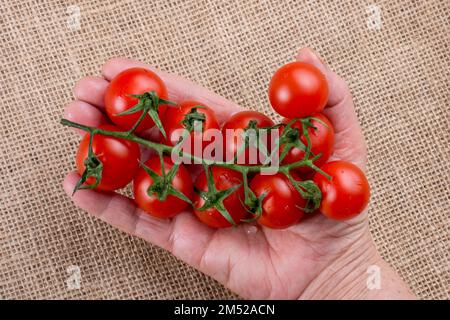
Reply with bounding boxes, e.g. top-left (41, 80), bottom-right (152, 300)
top-left (296, 48), bottom-right (367, 171)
